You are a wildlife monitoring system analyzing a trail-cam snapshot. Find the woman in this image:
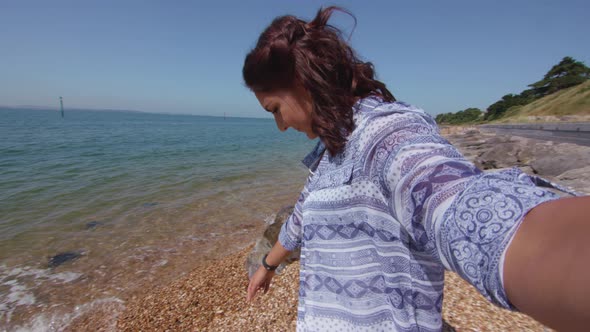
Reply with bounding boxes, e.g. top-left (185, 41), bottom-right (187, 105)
top-left (244, 7), bottom-right (590, 332)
